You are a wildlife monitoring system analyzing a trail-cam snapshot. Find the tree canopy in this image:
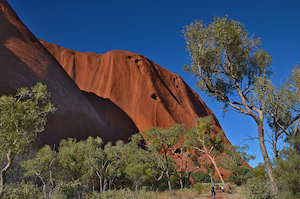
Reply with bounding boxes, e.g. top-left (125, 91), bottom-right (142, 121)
top-left (0, 82), bottom-right (56, 196)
